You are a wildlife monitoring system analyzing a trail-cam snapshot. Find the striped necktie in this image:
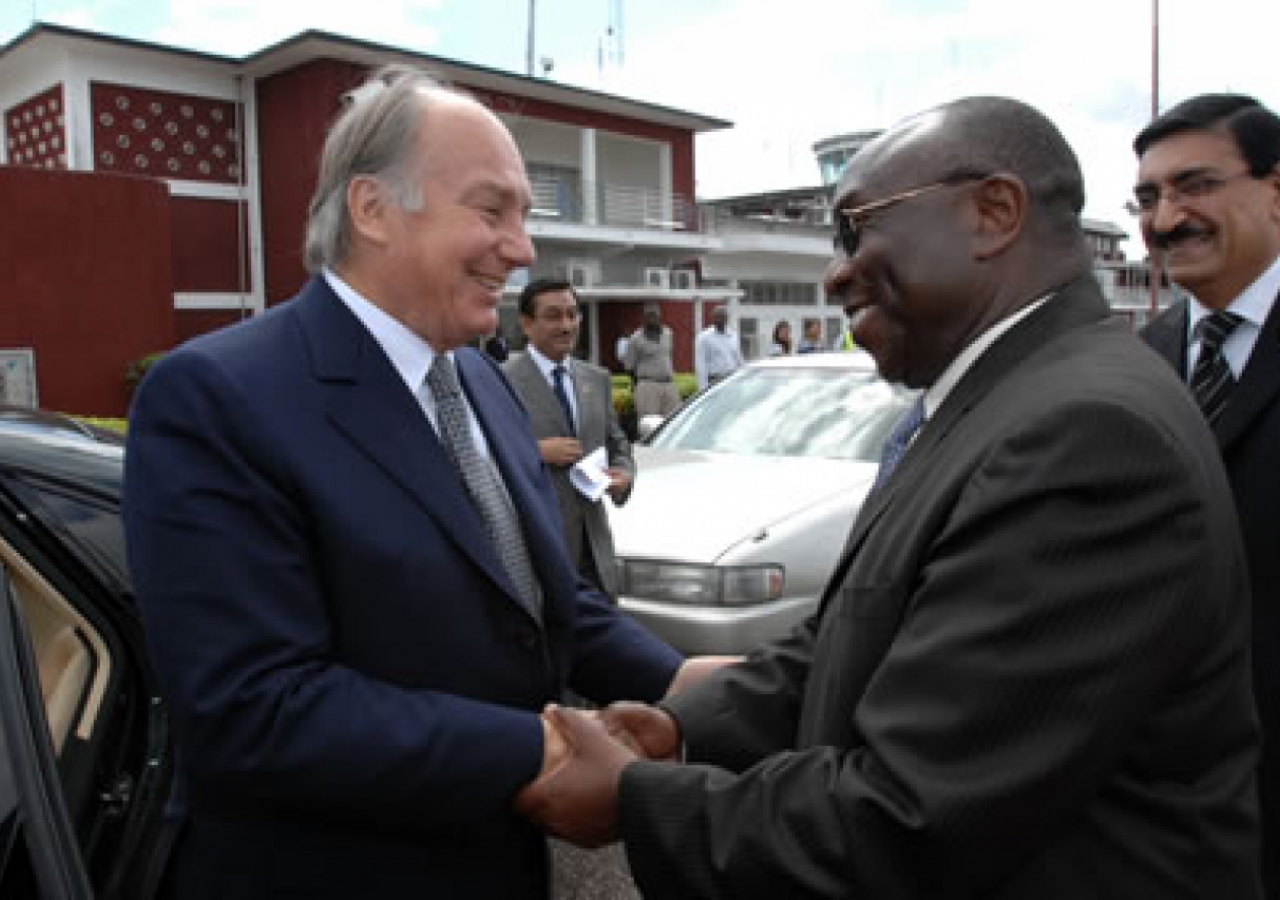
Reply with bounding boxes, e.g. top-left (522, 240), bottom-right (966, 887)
top-left (1190, 310), bottom-right (1243, 425)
